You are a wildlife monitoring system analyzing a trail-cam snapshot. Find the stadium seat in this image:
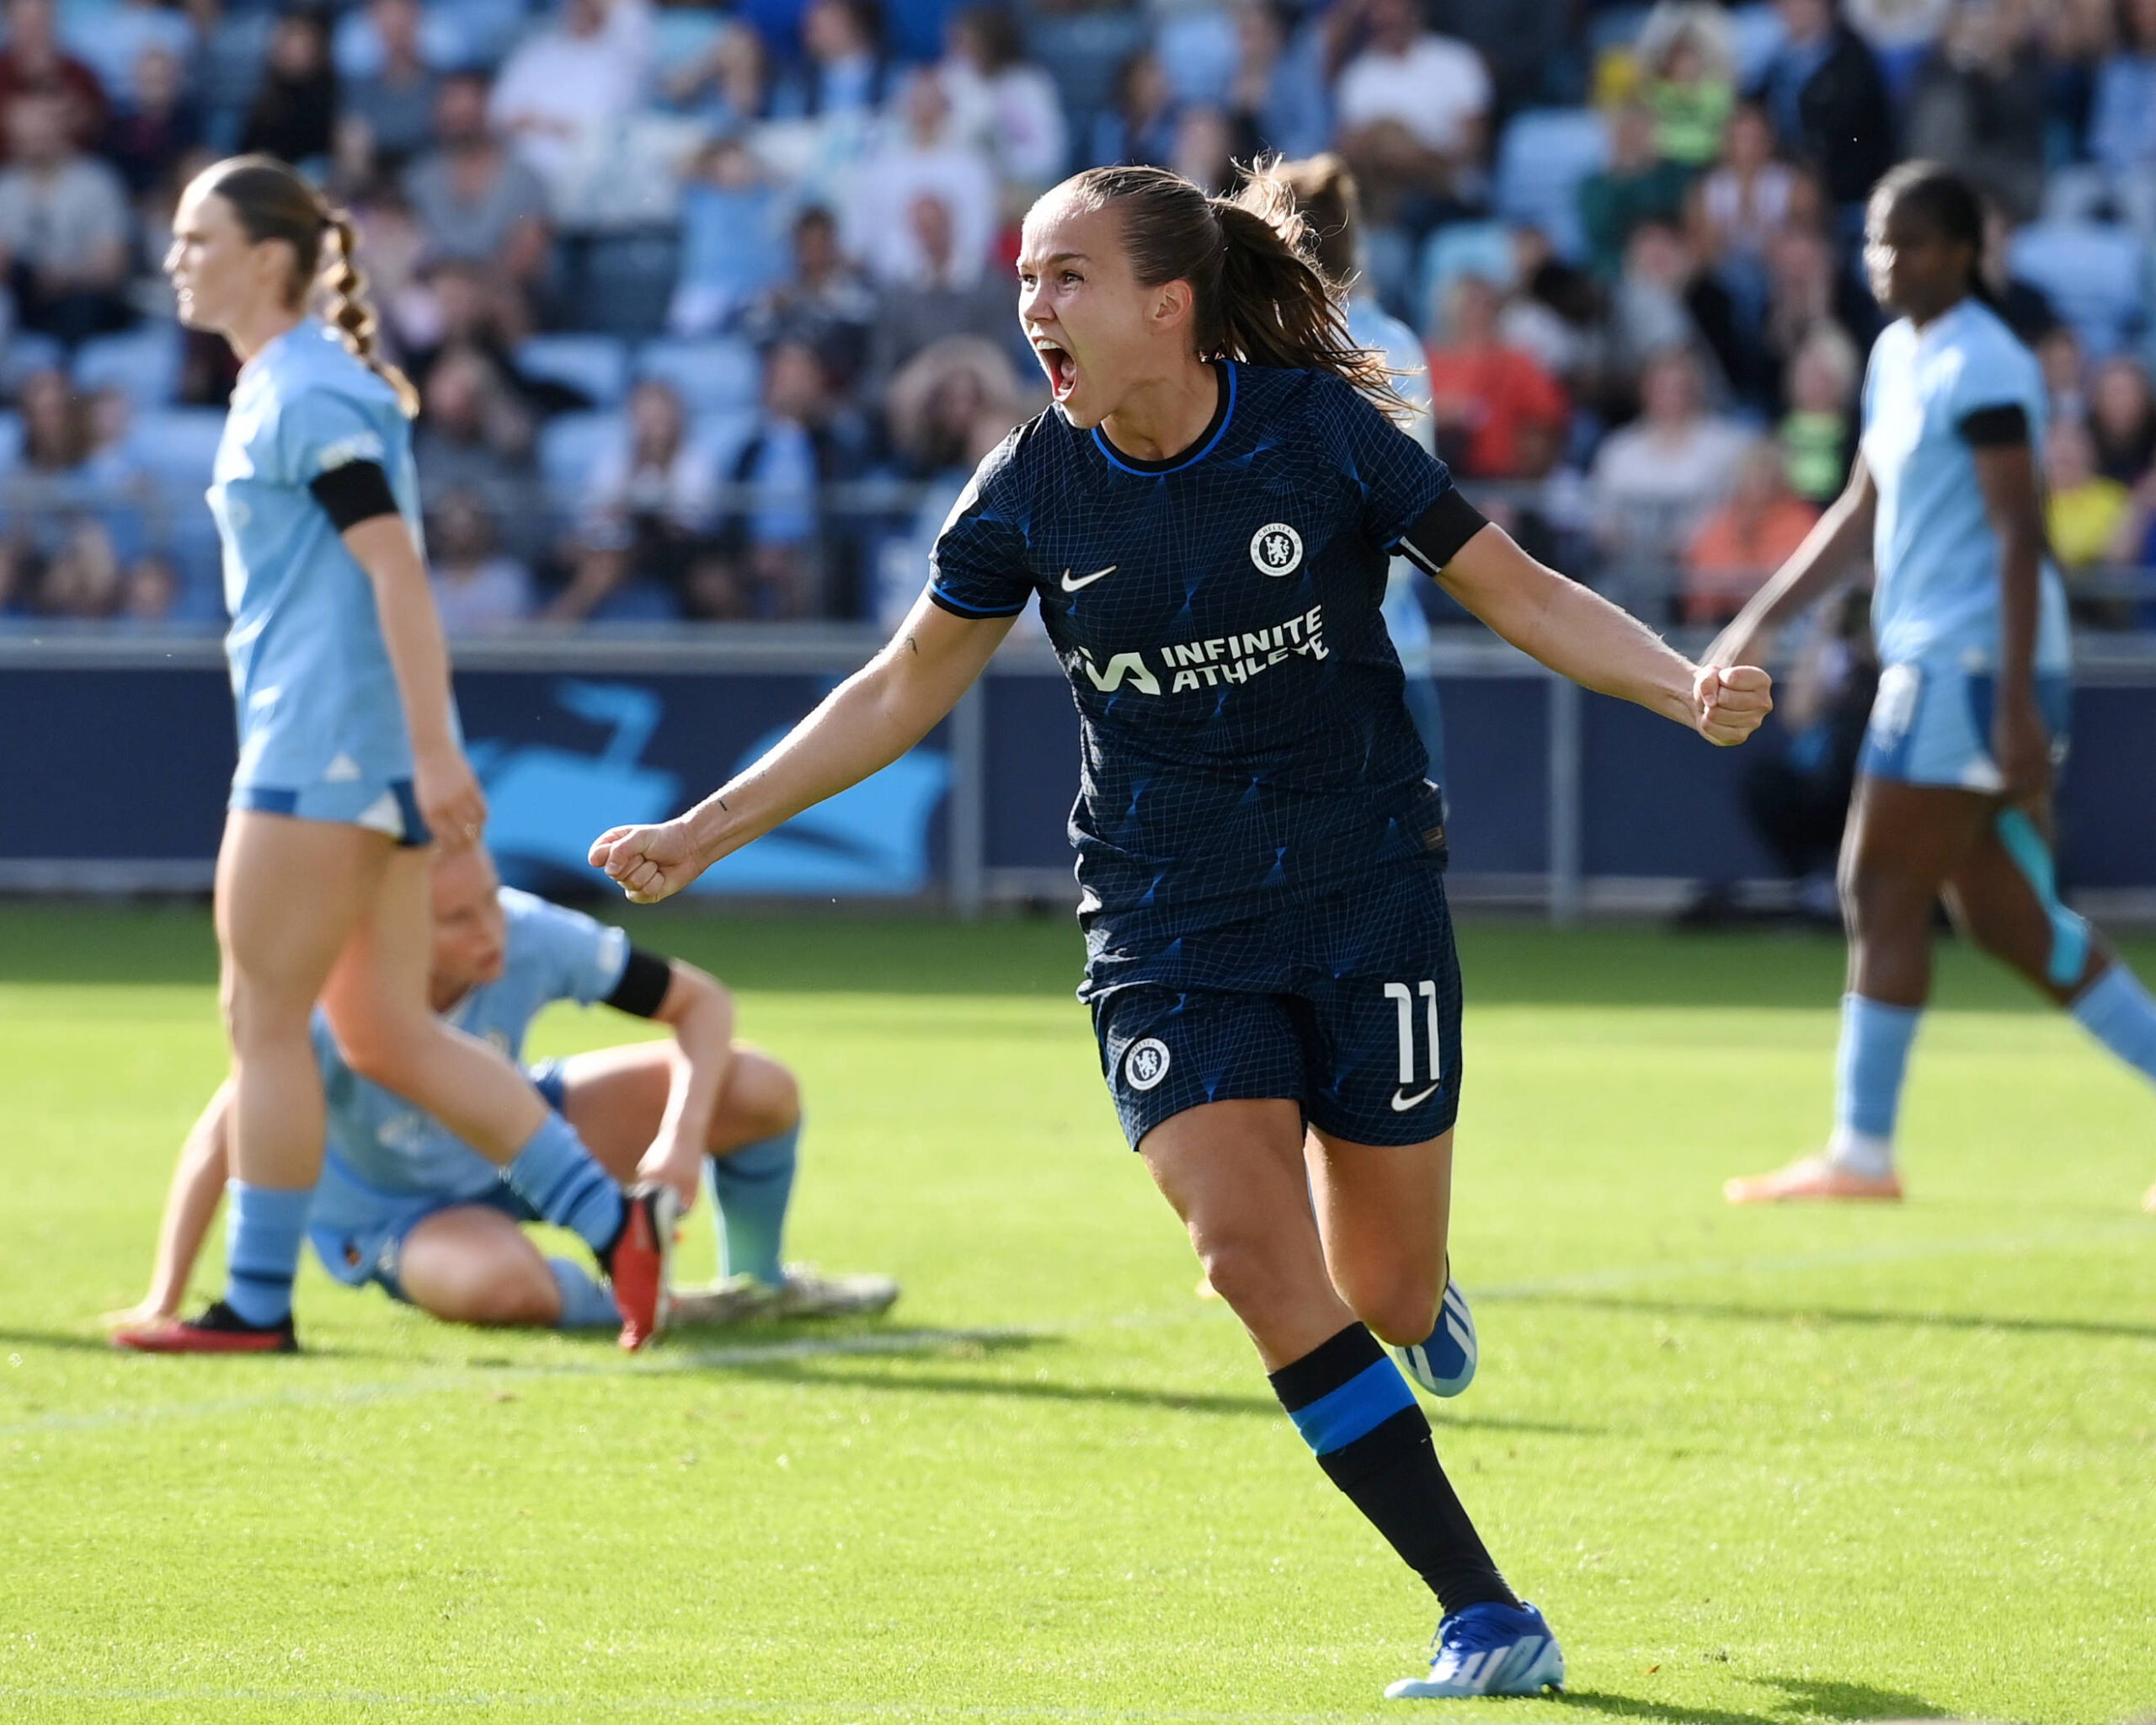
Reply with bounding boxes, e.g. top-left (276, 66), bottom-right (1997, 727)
top-left (1414, 222), bottom-right (1515, 330)
top-left (563, 231), bottom-right (683, 339)
top-left (652, 6), bottom-right (726, 76)
top-left (0, 409), bottom-right (22, 471)
top-left (127, 409), bottom-right (227, 493)
top-left (515, 335), bottom-right (630, 409)
top-left (632, 338), bottom-right (760, 414)
top-left (1155, 7), bottom-right (1239, 107)
top-left (537, 410), bottom-right (624, 499)
top-left (691, 409), bottom-right (759, 473)
top-left (0, 332), bottom-right (63, 391)
top-left (1493, 108), bottom-right (1608, 263)
top-left (2007, 221), bottom-right (2148, 357)
top-left (73, 325), bottom-right (182, 407)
